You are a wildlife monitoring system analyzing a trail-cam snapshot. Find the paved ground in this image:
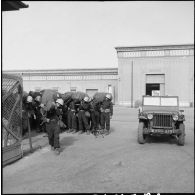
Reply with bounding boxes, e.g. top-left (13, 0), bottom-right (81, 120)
top-left (3, 106), bottom-right (194, 193)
